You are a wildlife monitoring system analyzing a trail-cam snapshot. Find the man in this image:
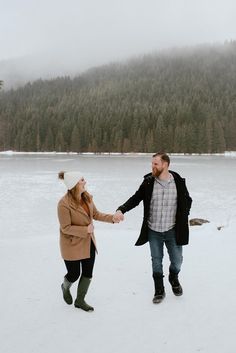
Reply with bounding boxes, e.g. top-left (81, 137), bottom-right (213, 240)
top-left (114, 152), bottom-right (192, 304)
